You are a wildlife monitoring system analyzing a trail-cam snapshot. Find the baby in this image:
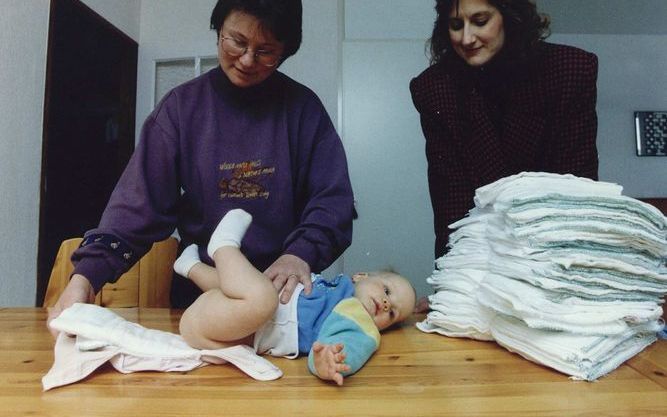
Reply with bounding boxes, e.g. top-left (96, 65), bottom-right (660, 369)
top-left (176, 209), bottom-right (416, 385)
